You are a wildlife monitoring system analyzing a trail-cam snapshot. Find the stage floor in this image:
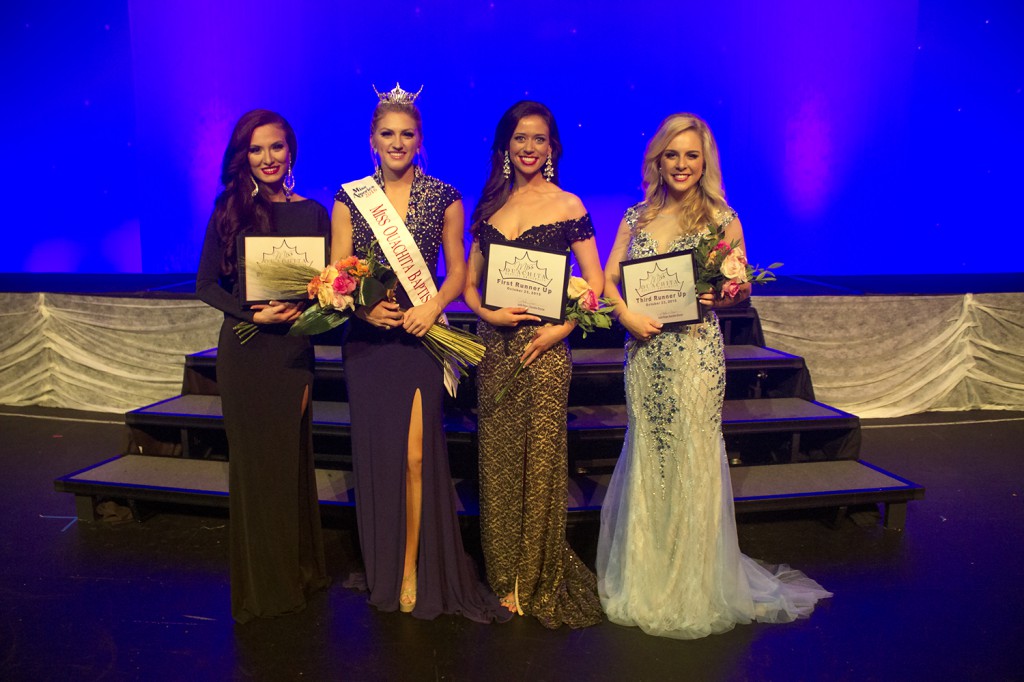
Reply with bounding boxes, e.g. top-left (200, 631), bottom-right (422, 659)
top-left (2, 406), bottom-right (1022, 680)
